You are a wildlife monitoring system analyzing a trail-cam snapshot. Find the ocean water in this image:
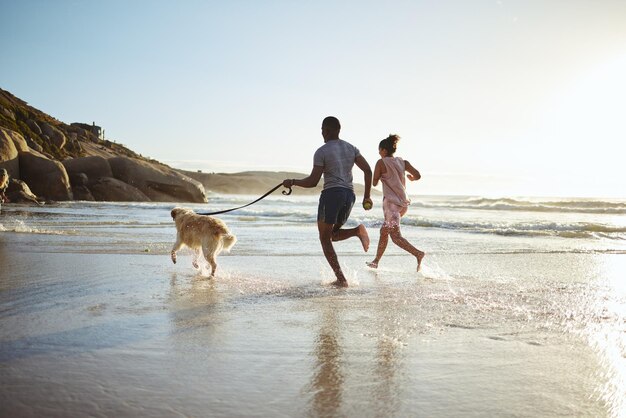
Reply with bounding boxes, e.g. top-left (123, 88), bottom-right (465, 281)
top-left (1, 194), bottom-right (625, 417)
top-left (1, 194), bottom-right (624, 255)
